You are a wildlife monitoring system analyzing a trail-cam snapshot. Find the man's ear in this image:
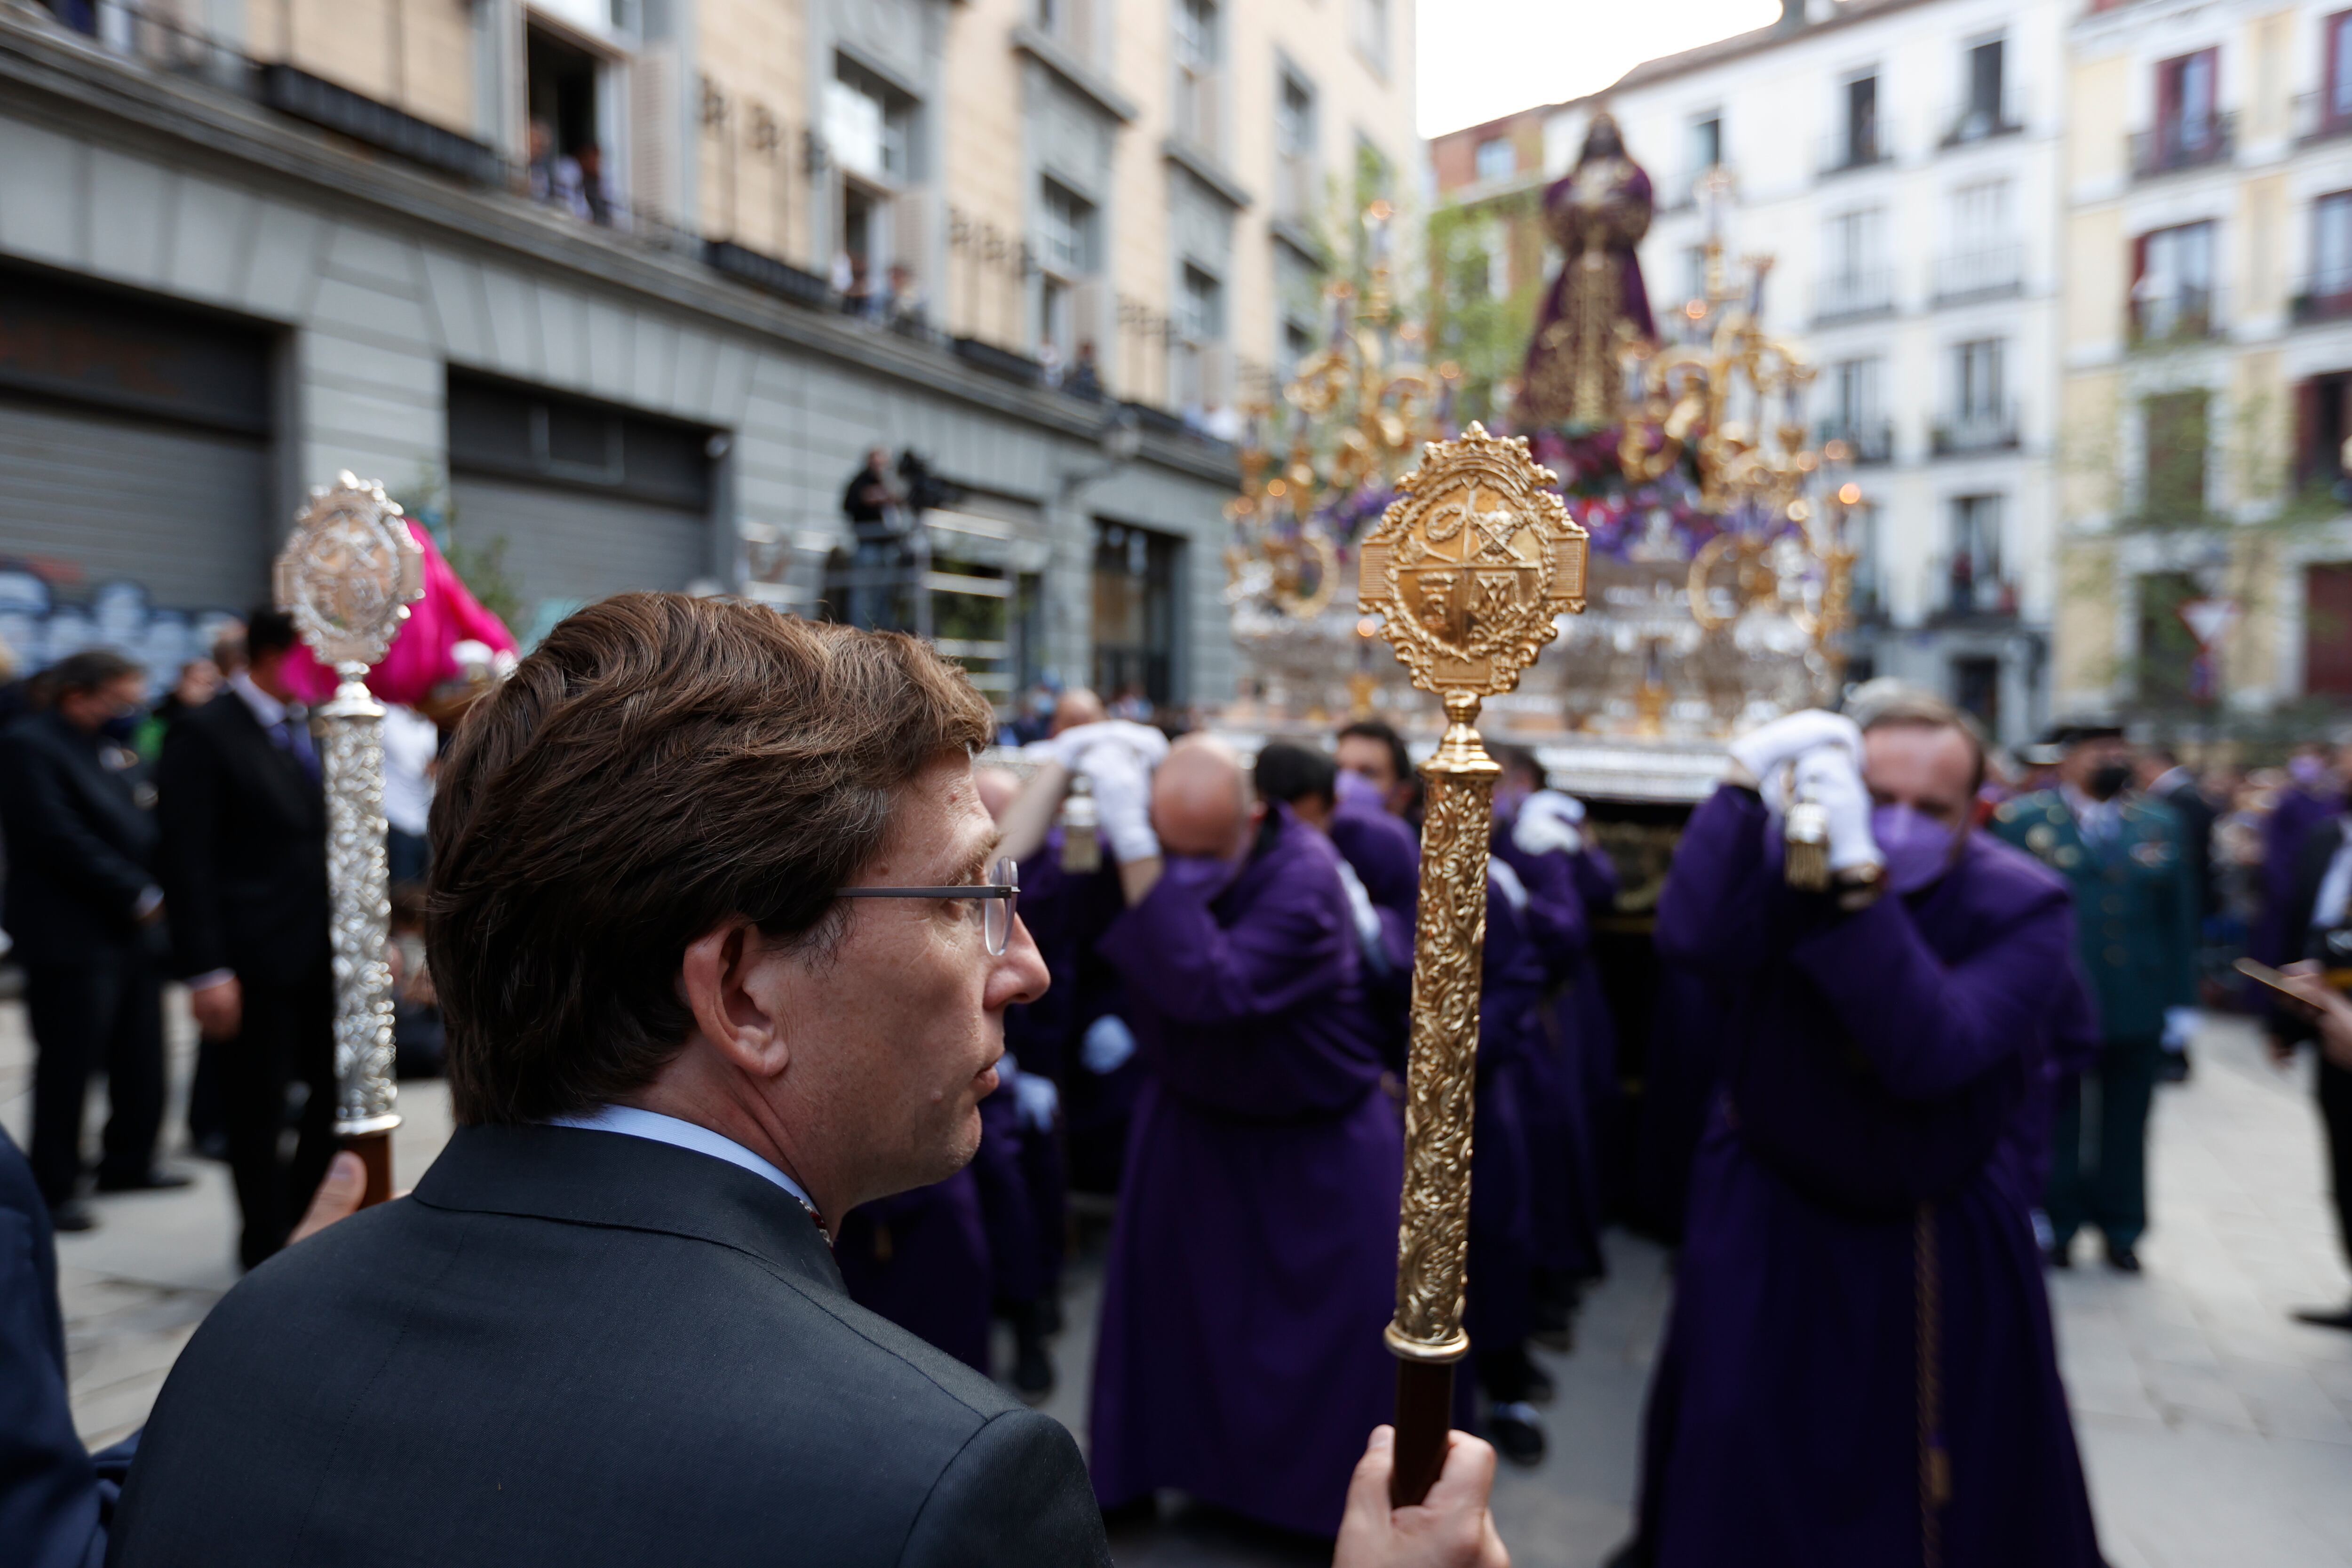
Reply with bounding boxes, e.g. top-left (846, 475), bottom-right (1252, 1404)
top-left (679, 919), bottom-right (793, 1080)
